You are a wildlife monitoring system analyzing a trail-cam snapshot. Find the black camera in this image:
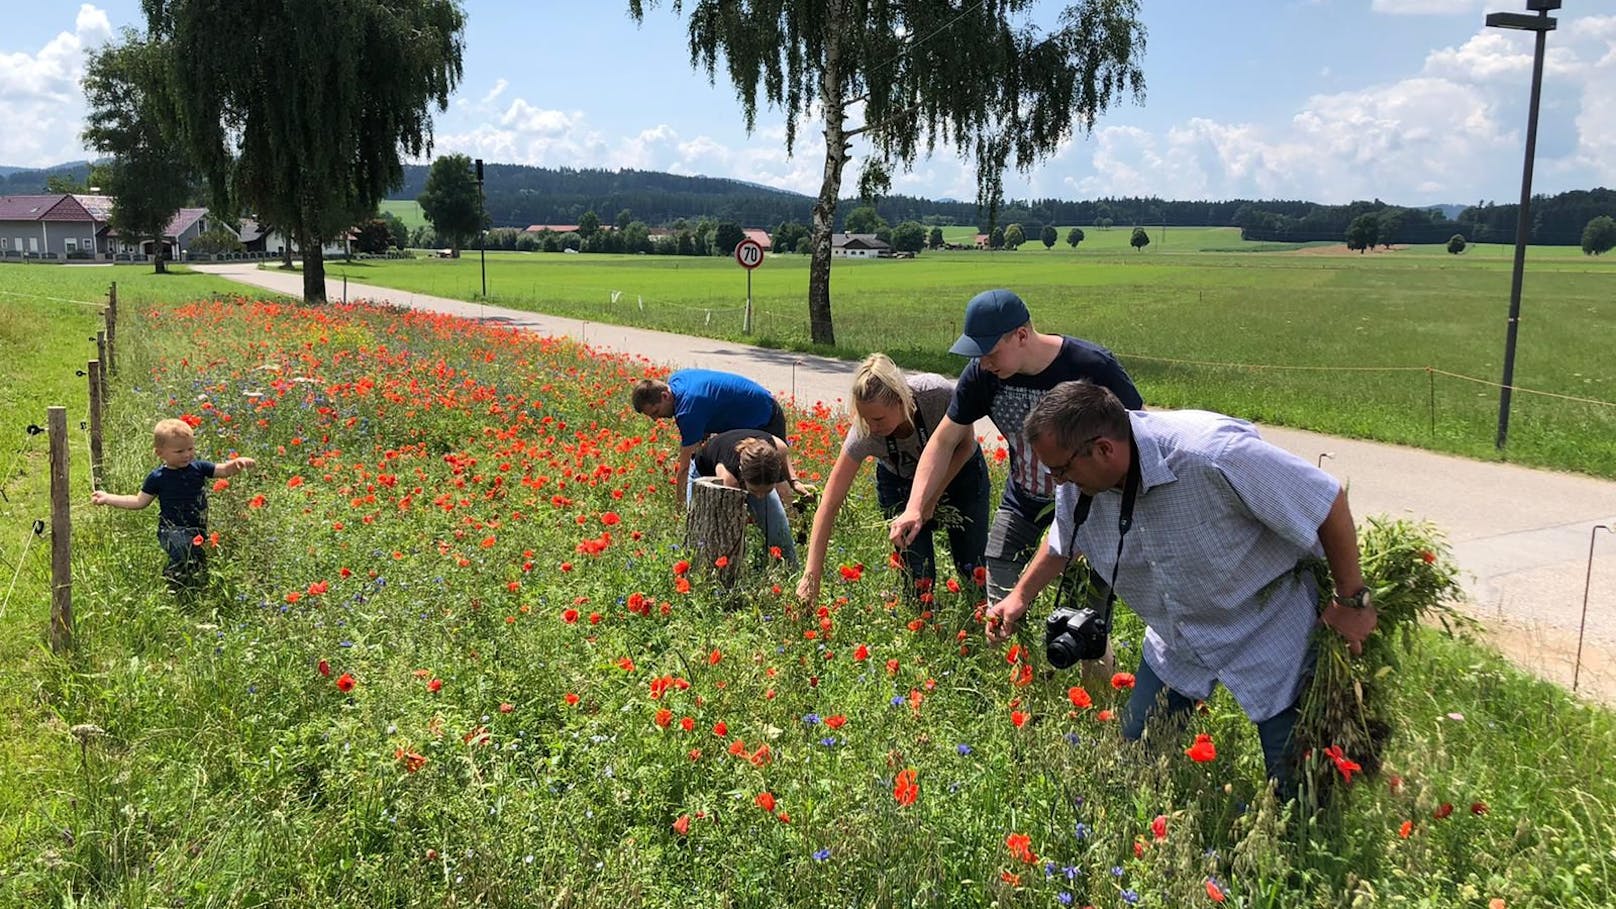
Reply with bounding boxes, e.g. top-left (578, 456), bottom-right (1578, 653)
top-left (1044, 603), bottom-right (1110, 670)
